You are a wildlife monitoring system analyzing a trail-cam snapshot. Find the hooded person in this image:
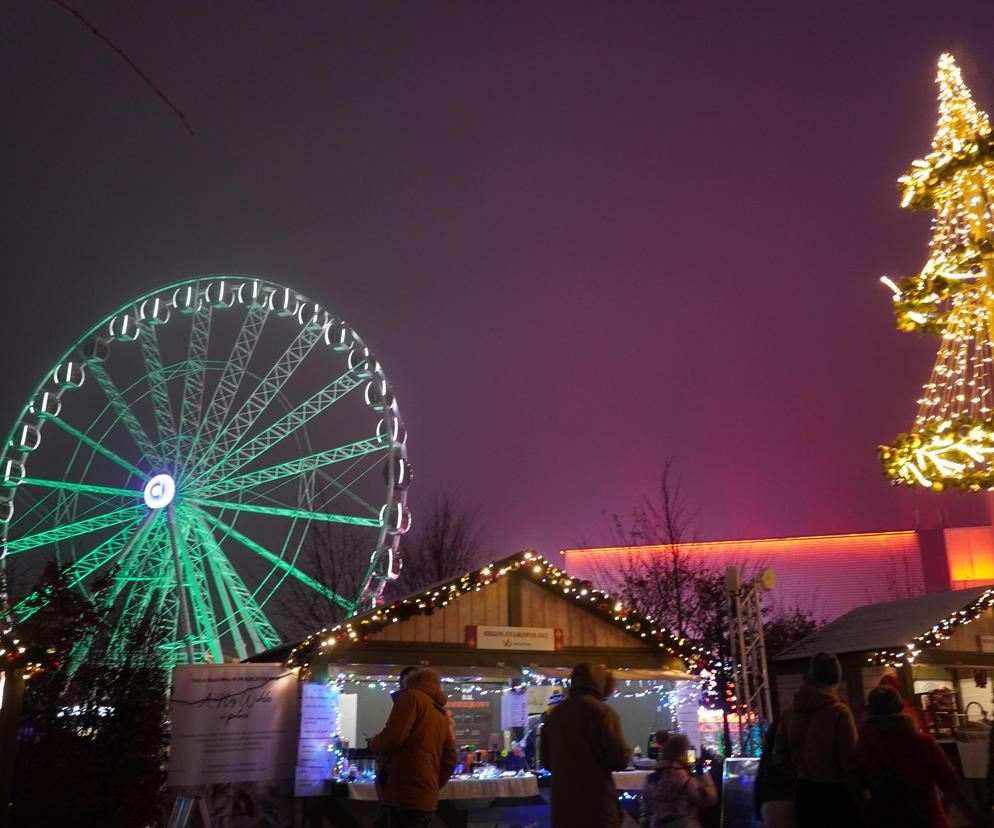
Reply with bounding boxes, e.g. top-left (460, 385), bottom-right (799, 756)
top-left (852, 685), bottom-right (959, 828)
top-left (540, 662), bottom-right (632, 828)
top-left (773, 651), bottom-right (859, 828)
top-left (368, 667), bottom-right (458, 827)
